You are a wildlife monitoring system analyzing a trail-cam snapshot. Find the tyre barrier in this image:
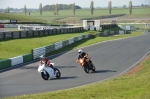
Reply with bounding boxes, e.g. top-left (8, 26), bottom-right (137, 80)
top-left (32, 34), bottom-right (92, 59)
top-left (97, 30), bottom-right (131, 37)
top-left (0, 27), bottom-right (84, 40)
